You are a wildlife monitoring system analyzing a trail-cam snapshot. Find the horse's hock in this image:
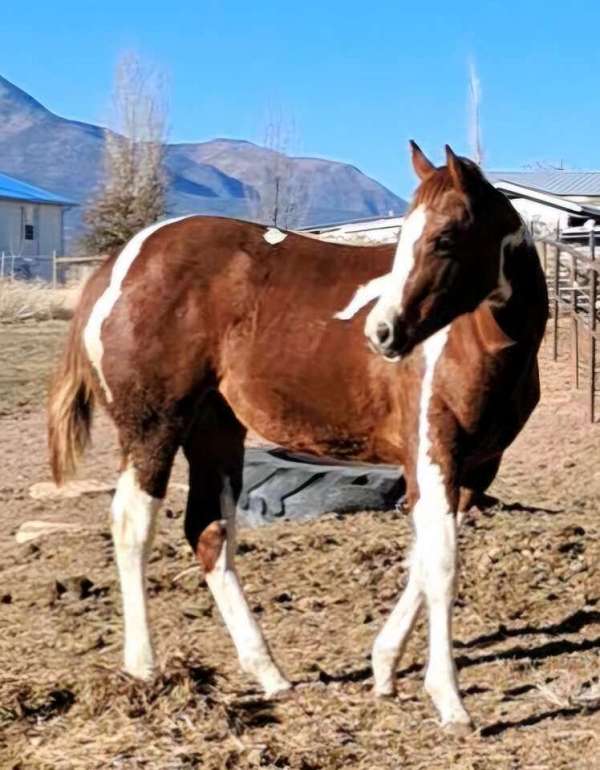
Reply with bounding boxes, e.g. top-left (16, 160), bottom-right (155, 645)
top-left (239, 448), bottom-right (405, 525)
